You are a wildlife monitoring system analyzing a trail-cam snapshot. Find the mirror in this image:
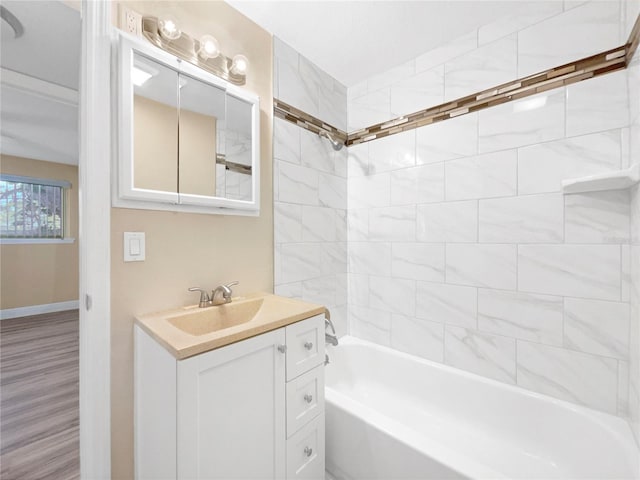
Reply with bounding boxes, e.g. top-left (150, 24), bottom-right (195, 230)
top-left (117, 33), bottom-right (260, 213)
